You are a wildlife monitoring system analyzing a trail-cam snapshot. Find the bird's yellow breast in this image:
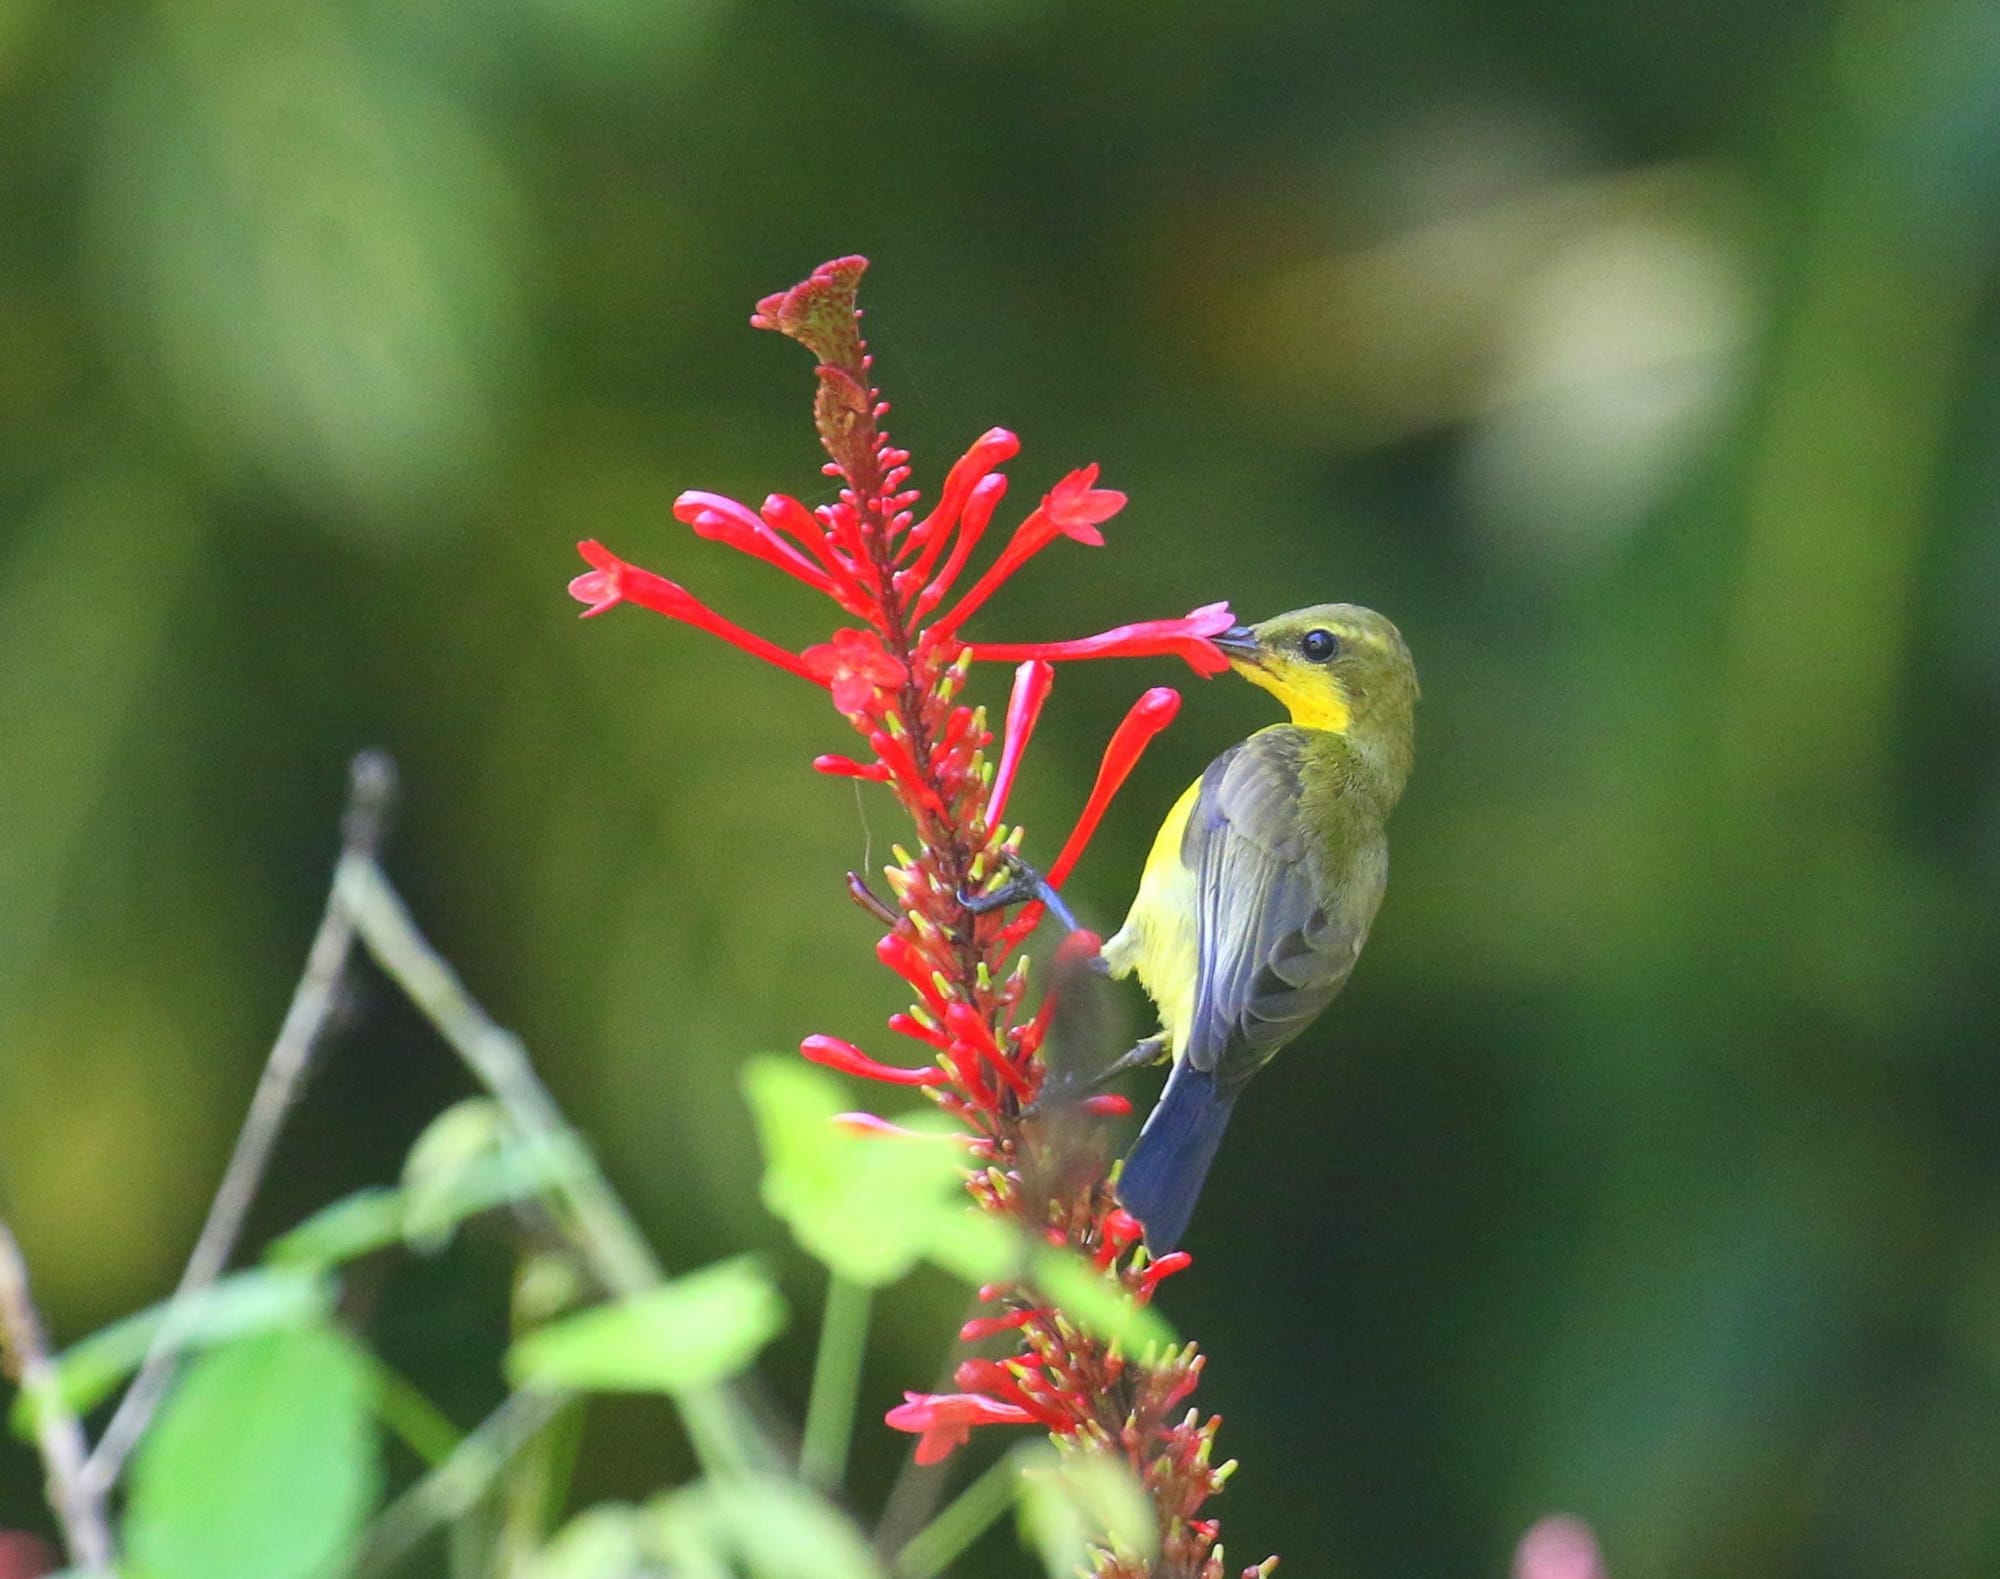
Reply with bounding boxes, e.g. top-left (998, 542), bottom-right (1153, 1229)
top-left (1098, 774), bottom-right (1203, 1058)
